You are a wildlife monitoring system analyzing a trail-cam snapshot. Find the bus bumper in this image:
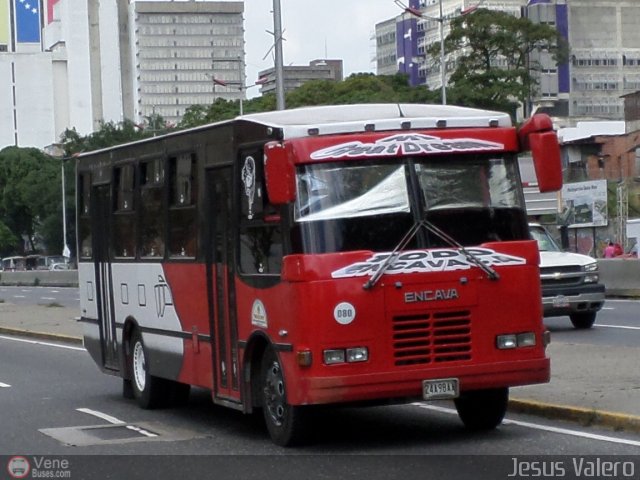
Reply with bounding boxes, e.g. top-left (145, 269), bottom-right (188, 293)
top-left (291, 357), bottom-right (550, 406)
